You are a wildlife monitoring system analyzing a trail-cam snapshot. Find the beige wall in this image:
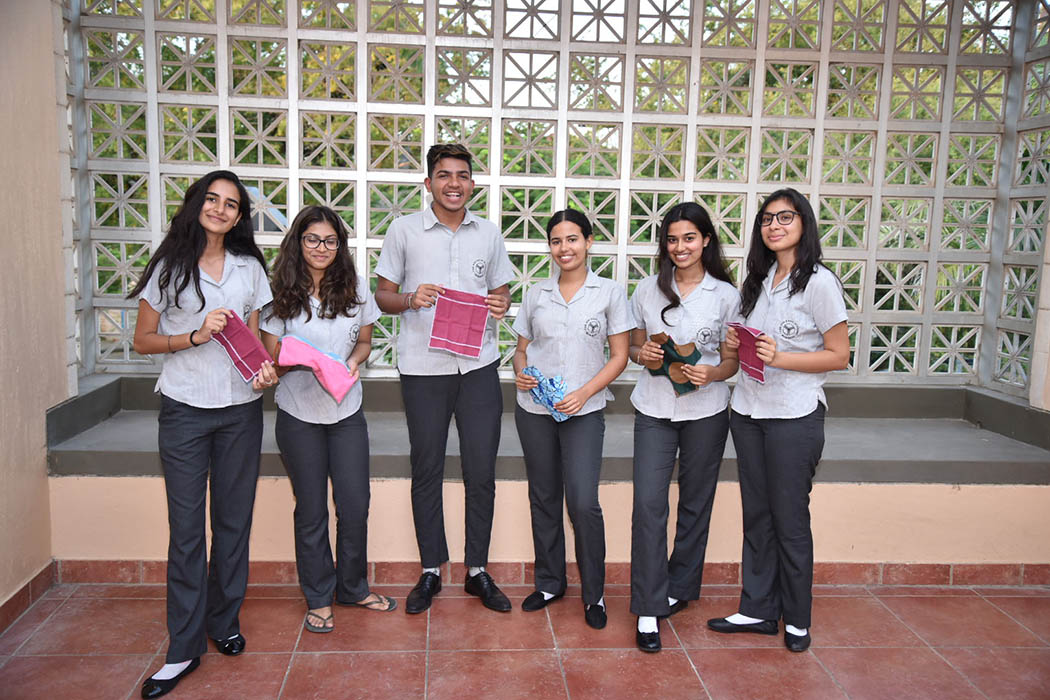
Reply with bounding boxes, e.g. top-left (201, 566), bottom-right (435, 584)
top-left (0, 0), bottom-right (69, 604)
top-left (51, 477), bottom-right (1050, 564)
